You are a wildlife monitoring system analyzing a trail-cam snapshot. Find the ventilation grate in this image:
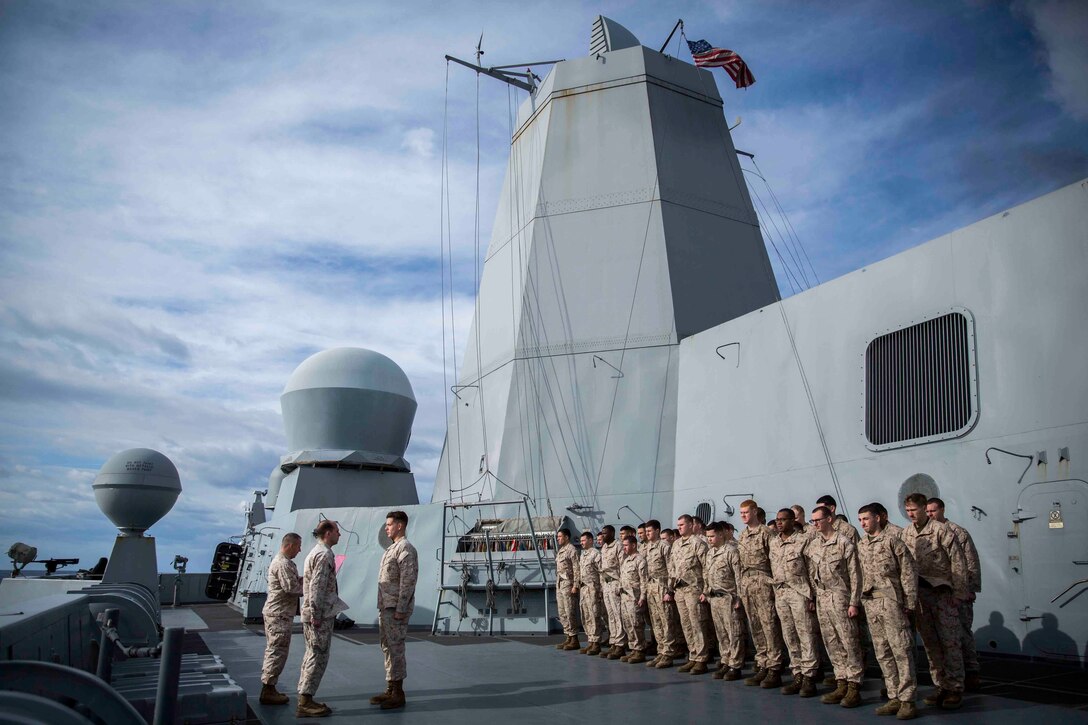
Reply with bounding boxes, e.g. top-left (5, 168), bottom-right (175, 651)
top-left (695, 502), bottom-right (713, 525)
top-left (589, 16), bottom-right (609, 56)
top-left (865, 310), bottom-right (978, 449)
